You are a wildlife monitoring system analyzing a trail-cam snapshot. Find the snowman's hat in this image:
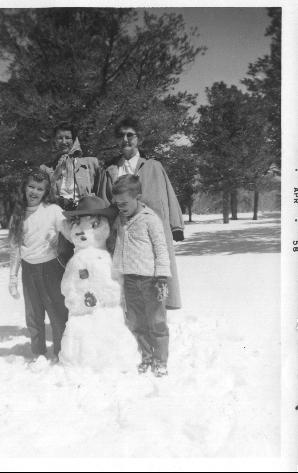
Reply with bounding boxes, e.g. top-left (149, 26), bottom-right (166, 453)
top-left (63, 196), bottom-right (118, 220)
